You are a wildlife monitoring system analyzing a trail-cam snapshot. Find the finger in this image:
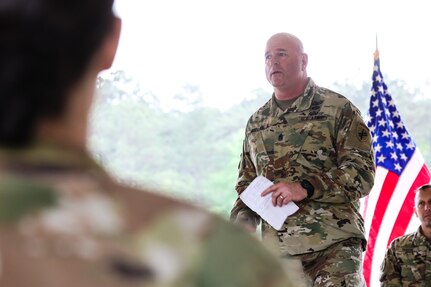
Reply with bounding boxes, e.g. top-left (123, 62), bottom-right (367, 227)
top-left (272, 193), bottom-right (281, 207)
top-left (272, 197), bottom-right (278, 206)
top-left (272, 192), bottom-right (283, 206)
top-left (277, 194), bottom-right (285, 207)
top-left (261, 185), bottom-right (275, 196)
top-left (281, 196), bottom-right (289, 206)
